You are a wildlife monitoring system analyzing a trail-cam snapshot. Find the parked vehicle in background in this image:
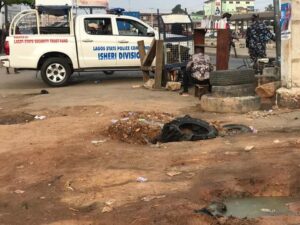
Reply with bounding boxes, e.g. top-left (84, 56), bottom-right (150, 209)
top-left (0, 1), bottom-right (158, 87)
